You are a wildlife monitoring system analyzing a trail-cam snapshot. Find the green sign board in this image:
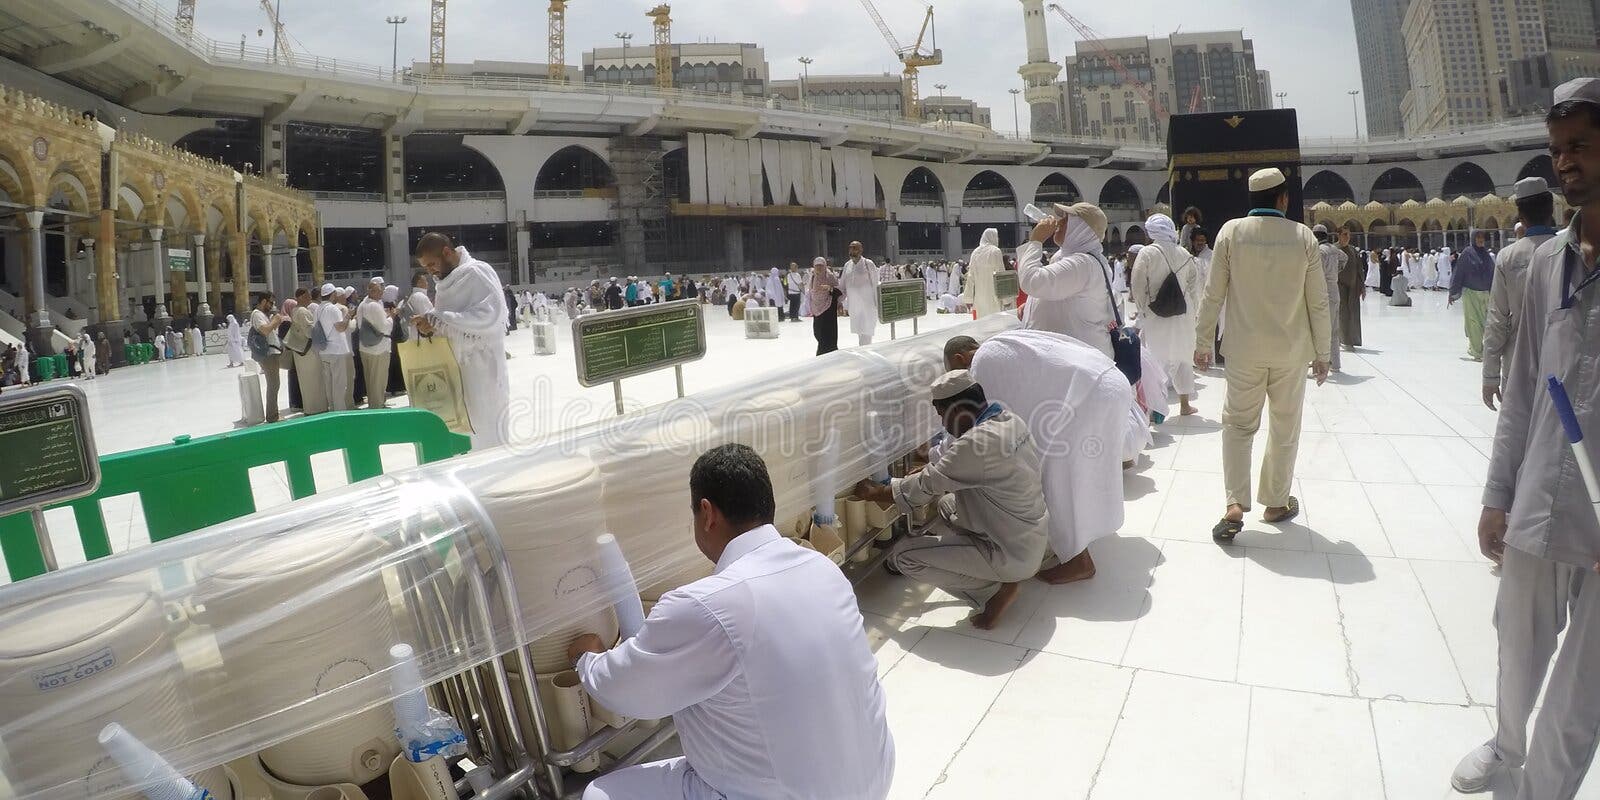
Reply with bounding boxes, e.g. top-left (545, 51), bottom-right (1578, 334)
top-left (167, 248), bottom-right (193, 273)
top-left (993, 271), bottom-right (1019, 309)
top-left (0, 385), bottom-right (99, 517)
top-left (573, 300), bottom-right (707, 387)
top-left (878, 279), bottom-right (927, 325)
